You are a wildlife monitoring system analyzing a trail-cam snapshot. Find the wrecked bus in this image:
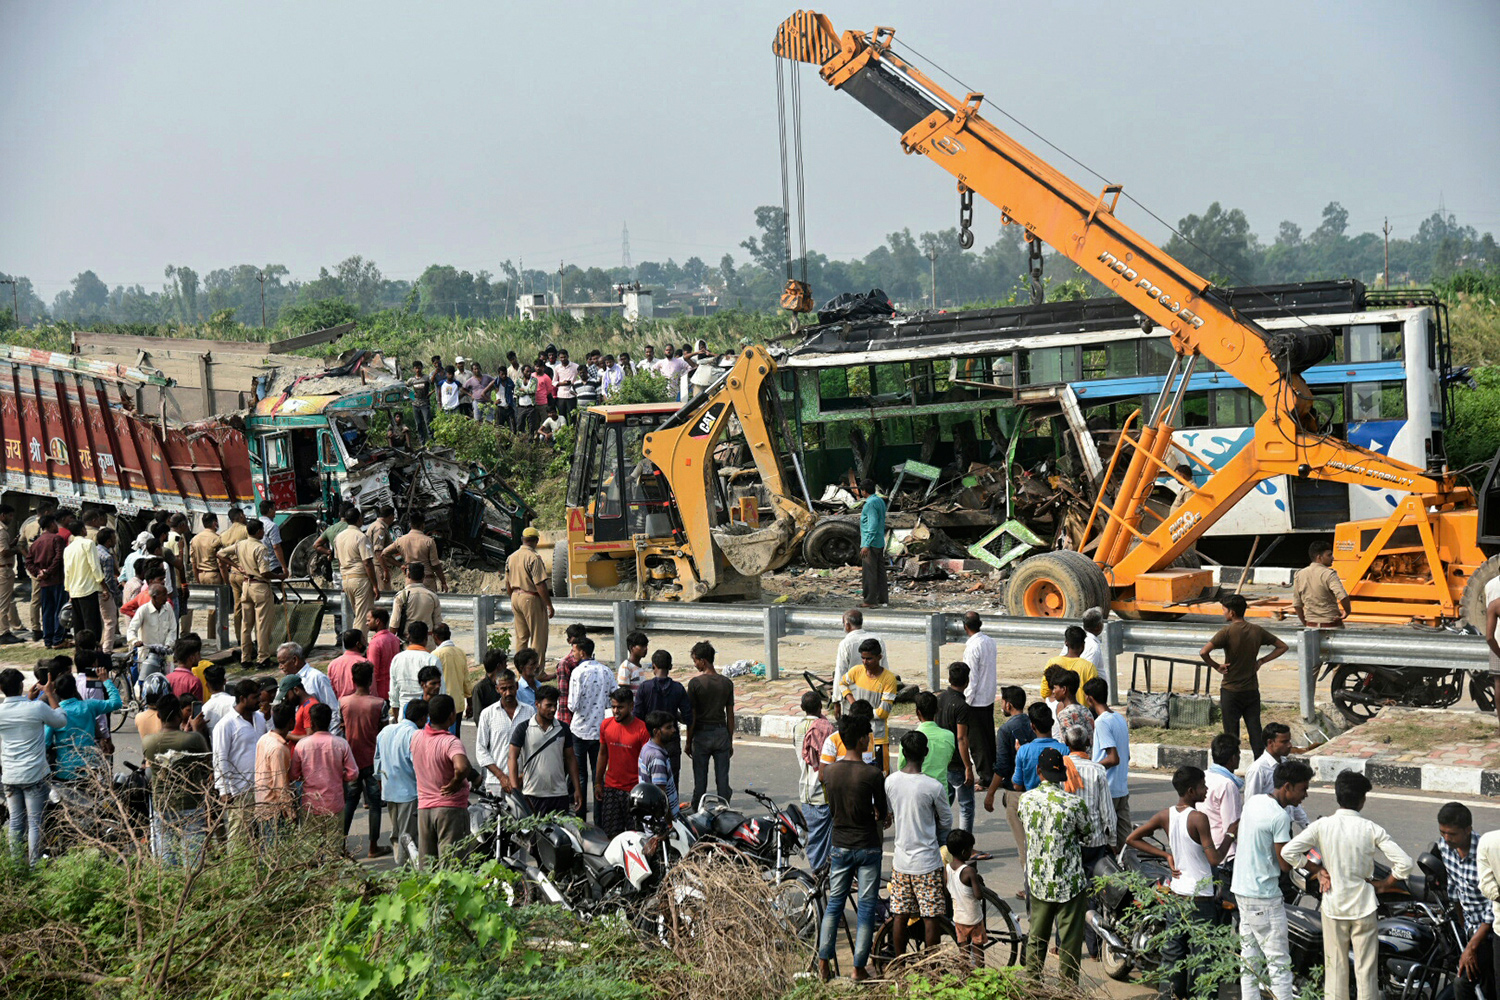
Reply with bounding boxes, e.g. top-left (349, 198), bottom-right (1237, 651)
top-left (0, 341), bottom-right (530, 571)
